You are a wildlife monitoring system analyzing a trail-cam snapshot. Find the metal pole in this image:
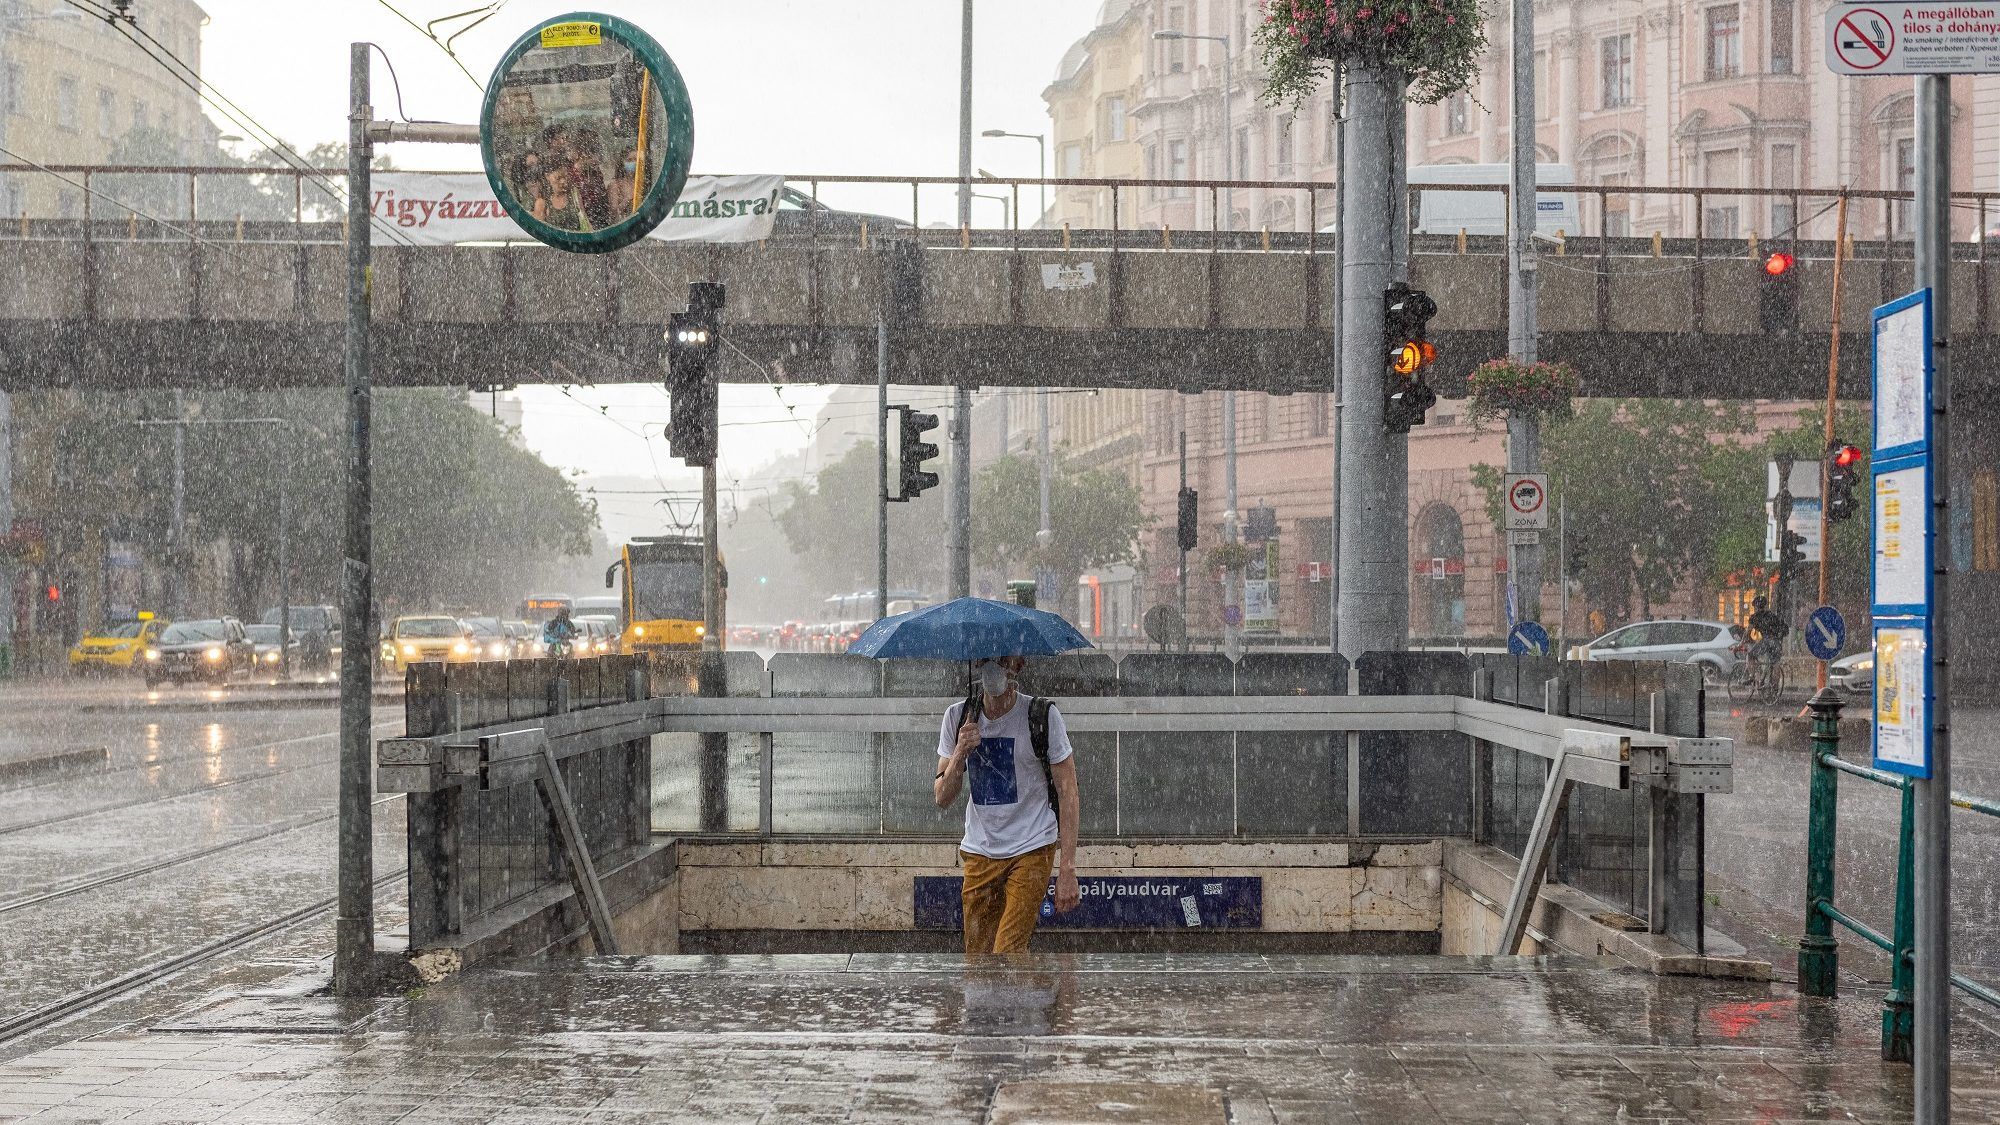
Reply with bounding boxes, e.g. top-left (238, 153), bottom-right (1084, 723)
top-left (1178, 427), bottom-right (1189, 650)
top-left (277, 442), bottom-right (291, 682)
top-left (949, 0), bottom-right (974, 602)
top-left (0, 386), bottom-right (11, 678)
top-left (1334, 63), bottom-right (1406, 659)
top-left (1911, 71), bottom-right (1952, 1123)
top-left (1328, 63), bottom-right (1344, 656)
top-left (702, 466), bottom-right (720, 650)
top-left (333, 41), bottom-right (375, 995)
top-left (1817, 194), bottom-right (1850, 692)
top-left (1557, 490), bottom-right (1568, 657)
top-left (169, 389), bottom-right (185, 618)
top-left (1037, 134), bottom-right (1047, 224)
top-left (1219, 37), bottom-right (1240, 660)
top-left (877, 316), bottom-right (890, 621)
top-left (1037, 387), bottom-right (1052, 543)
top-left (1220, 39), bottom-right (1234, 235)
top-left (1798, 688), bottom-right (1842, 997)
top-left (1506, 0), bottom-right (1542, 630)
